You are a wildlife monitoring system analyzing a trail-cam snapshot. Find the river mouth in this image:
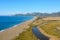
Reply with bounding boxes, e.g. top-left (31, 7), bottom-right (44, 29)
top-left (32, 27), bottom-right (49, 40)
